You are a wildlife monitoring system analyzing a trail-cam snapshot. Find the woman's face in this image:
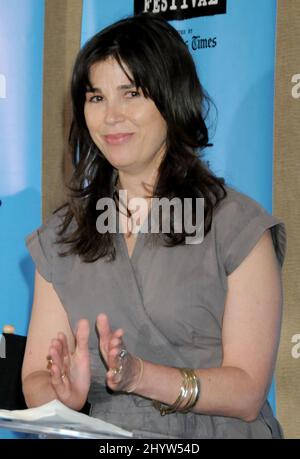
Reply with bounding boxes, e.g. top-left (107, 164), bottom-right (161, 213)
top-left (84, 57), bottom-right (167, 174)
